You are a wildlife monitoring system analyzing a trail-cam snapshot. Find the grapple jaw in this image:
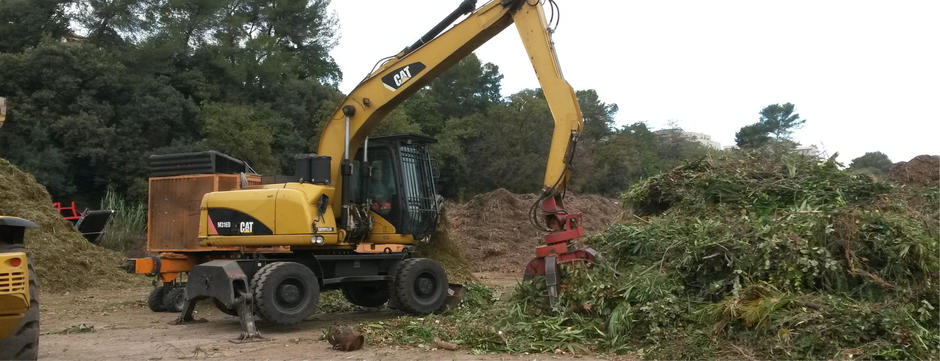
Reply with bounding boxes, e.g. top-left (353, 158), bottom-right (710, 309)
top-left (524, 195), bottom-right (597, 306)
